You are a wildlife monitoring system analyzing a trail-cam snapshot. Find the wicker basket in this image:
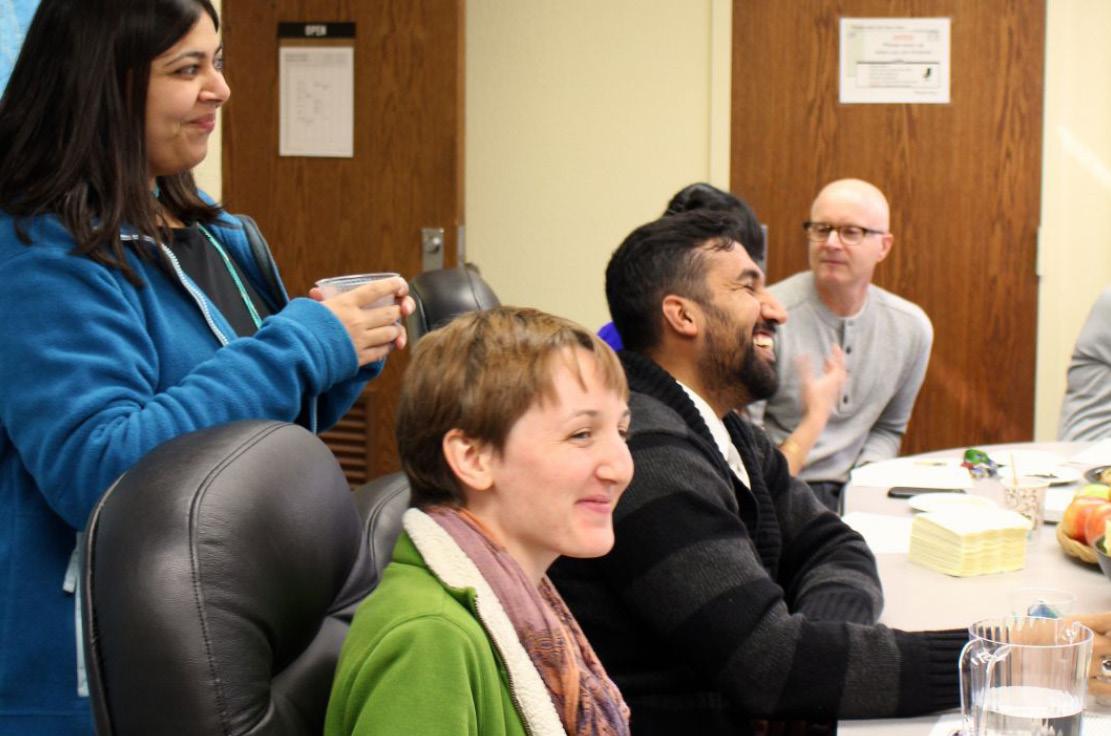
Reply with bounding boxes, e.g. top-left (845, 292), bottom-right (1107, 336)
top-left (1056, 523), bottom-right (1098, 564)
